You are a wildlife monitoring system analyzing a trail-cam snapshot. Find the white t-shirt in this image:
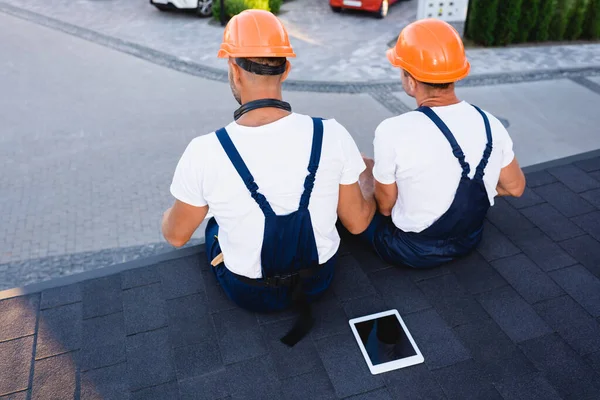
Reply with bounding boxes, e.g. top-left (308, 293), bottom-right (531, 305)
top-left (373, 101), bottom-right (515, 233)
top-left (170, 113), bottom-right (366, 278)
